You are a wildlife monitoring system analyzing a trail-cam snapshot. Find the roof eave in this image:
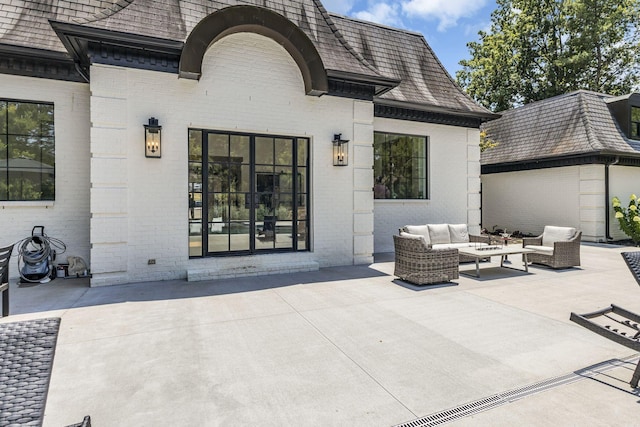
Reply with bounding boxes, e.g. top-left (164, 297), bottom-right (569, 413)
top-left (375, 98), bottom-right (500, 121)
top-left (326, 69), bottom-right (400, 96)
